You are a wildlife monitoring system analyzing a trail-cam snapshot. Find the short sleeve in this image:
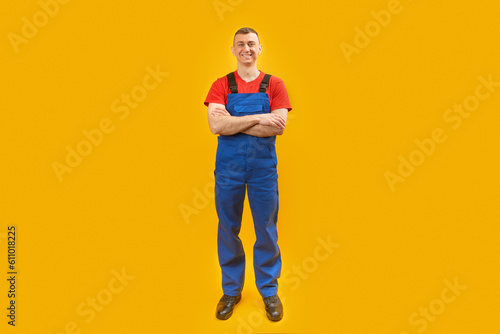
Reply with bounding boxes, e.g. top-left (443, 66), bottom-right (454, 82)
top-left (204, 77), bottom-right (227, 106)
top-left (270, 78), bottom-right (292, 112)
